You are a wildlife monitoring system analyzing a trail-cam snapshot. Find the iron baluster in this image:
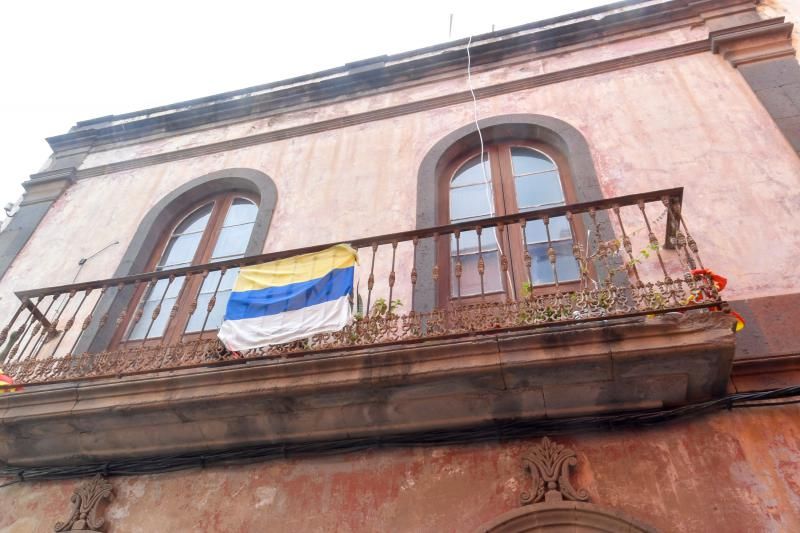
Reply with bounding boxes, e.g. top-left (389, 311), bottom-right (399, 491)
top-left (366, 243), bottom-right (377, 315)
top-left (565, 211), bottom-right (590, 290)
top-left (69, 286), bottom-right (107, 356)
top-left (454, 229), bottom-right (462, 301)
top-left (520, 218), bottom-right (533, 291)
top-left (497, 223), bottom-right (512, 301)
top-left (542, 215), bottom-right (560, 291)
top-left (0, 300), bottom-right (26, 346)
top-left (410, 237), bottom-right (418, 291)
top-left (637, 200), bottom-right (670, 280)
top-left (181, 271), bottom-right (207, 344)
top-left (198, 267), bottom-right (227, 340)
top-left (664, 197), bottom-right (702, 270)
top-left (476, 226), bottom-right (486, 299)
top-left (33, 291), bottom-right (76, 359)
top-left (387, 241), bottom-right (398, 315)
top-left (51, 289), bottom-right (92, 357)
top-left (588, 208), bottom-right (614, 287)
top-left (16, 295), bottom-right (57, 362)
top-left (6, 312), bottom-right (35, 363)
top-left (162, 273), bottom-right (190, 347)
top-left (141, 275), bottom-right (174, 345)
top-left (611, 205), bottom-right (643, 287)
